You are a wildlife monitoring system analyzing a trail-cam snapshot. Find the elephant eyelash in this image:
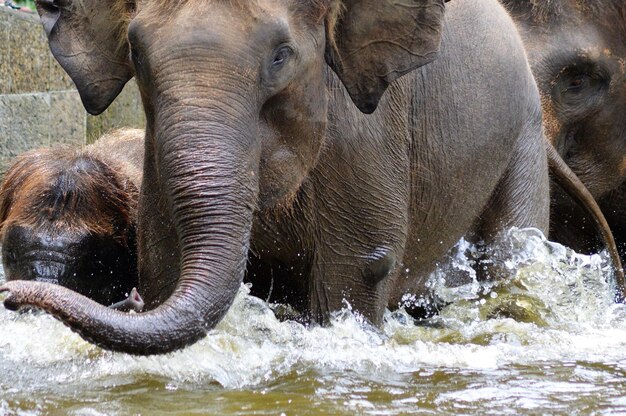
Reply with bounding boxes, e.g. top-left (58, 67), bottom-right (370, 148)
top-left (272, 46), bottom-right (293, 66)
top-left (561, 75), bottom-right (588, 93)
top-left (554, 61), bottom-right (610, 95)
top-left (271, 46), bottom-right (295, 70)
